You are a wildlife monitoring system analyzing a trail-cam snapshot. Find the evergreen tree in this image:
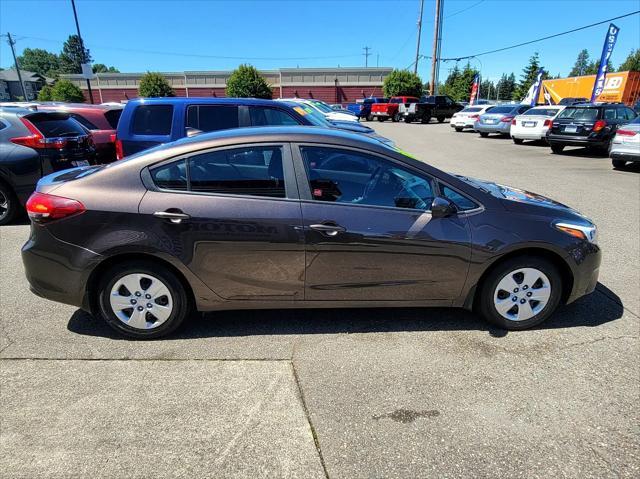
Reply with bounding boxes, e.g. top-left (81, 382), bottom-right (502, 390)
top-left (585, 58), bottom-right (615, 75)
top-left (439, 65), bottom-right (460, 98)
top-left (92, 64), bottom-right (120, 73)
top-left (138, 72), bottom-right (175, 97)
top-left (59, 35), bottom-right (92, 74)
top-left (495, 73), bottom-right (516, 101)
top-left (480, 78), bottom-right (495, 100)
top-left (618, 49), bottom-right (640, 72)
top-left (17, 48), bottom-right (60, 77)
top-left (513, 52), bottom-right (543, 101)
top-left (569, 49), bottom-right (590, 77)
top-left (37, 85), bottom-right (53, 101)
top-left (225, 64), bottom-right (272, 99)
top-left (456, 62), bottom-right (479, 101)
